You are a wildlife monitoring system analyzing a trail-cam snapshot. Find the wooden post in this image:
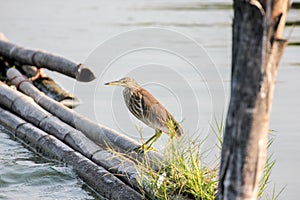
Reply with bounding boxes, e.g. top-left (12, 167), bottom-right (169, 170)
top-left (217, 0), bottom-right (289, 199)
